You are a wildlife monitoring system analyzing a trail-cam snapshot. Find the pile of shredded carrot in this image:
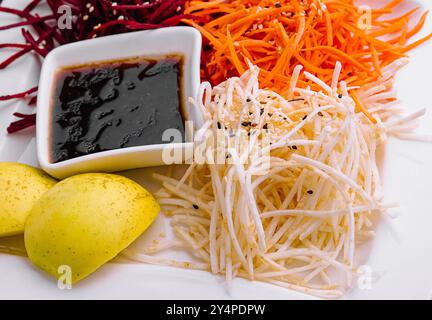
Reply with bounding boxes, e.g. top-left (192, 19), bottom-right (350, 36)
top-left (184, 0), bottom-right (432, 95)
